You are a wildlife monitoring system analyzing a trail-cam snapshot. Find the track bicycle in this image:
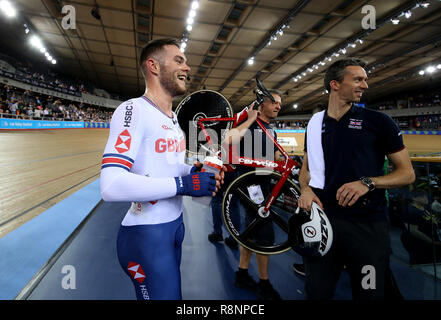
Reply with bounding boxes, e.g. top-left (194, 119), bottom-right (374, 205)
top-left (176, 78), bottom-right (302, 254)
